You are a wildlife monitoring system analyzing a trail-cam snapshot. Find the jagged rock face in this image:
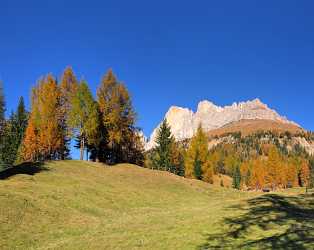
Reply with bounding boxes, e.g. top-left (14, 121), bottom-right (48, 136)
top-left (146, 99), bottom-right (298, 150)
